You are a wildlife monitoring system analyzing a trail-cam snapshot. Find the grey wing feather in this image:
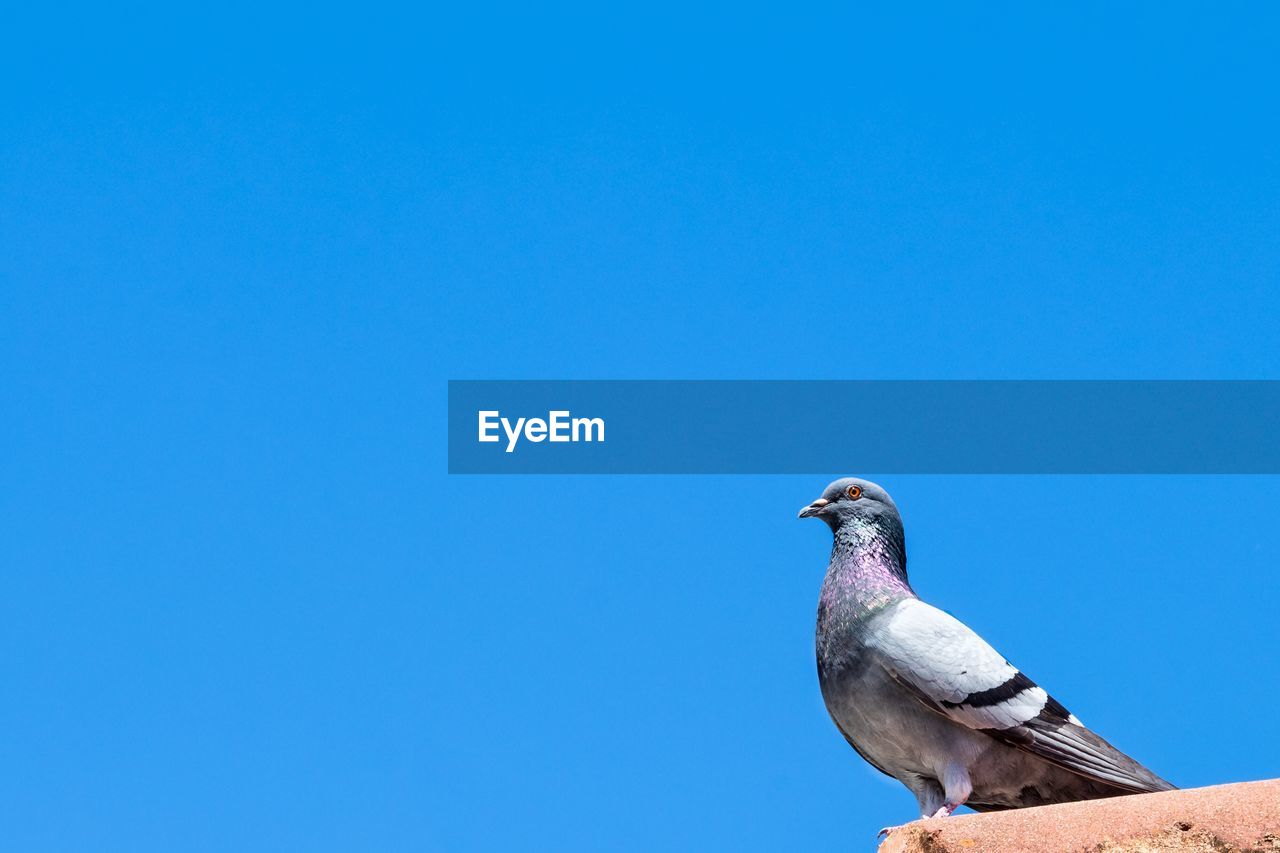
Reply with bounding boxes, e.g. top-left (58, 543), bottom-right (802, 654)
top-left (872, 599), bottom-right (1174, 793)
top-left (994, 719), bottom-right (1174, 792)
